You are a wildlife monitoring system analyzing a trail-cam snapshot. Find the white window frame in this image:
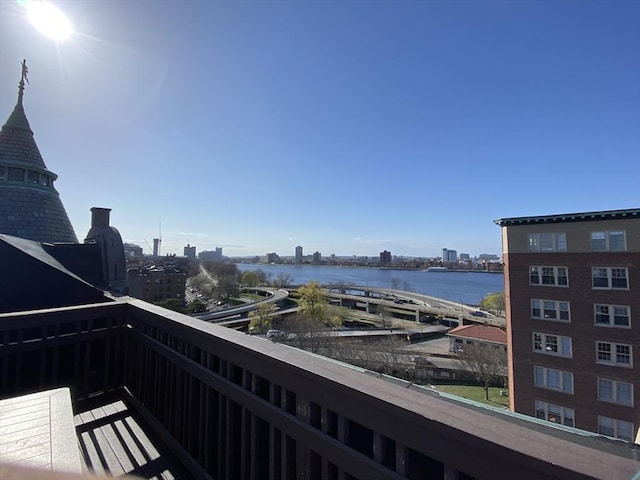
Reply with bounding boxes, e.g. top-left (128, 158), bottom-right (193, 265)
top-left (528, 233), bottom-right (567, 252)
top-left (533, 332), bottom-right (572, 357)
top-left (530, 266), bottom-right (568, 287)
top-left (534, 366), bottom-right (574, 394)
top-left (596, 341), bottom-right (632, 367)
top-left (535, 400), bottom-right (575, 427)
top-left (591, 231), bottom-right (627, 252)
top-left (592, 267), bottom-right (629, 290)
top-left (594, 304), bottom-right (631, 328)
top-left (531, 299), bottom-right (570, 322)
top-left (597, 378), bottom-right (634, 406)
top-left (598, 416), bottom-right (634, 442)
